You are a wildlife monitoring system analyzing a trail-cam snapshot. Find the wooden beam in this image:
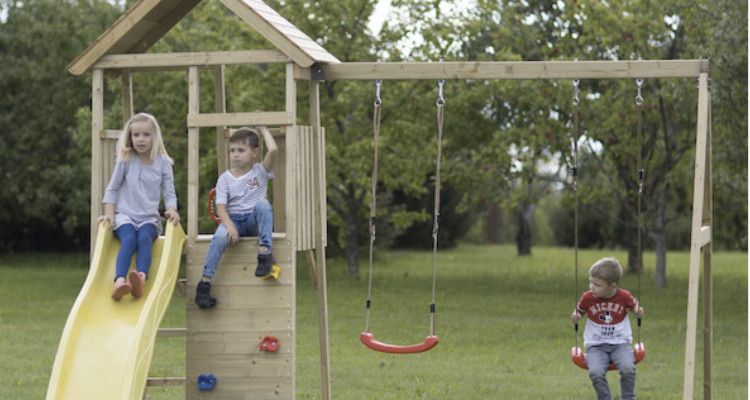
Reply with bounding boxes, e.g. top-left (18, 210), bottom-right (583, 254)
top-left (187, 66), bottom-right (200, 240)
top-left (298, 60), bottom-right (710, 81)
top-left (220, 0), bottom-right (315, 67)
top-left (90, 69), bottom-right (104, 257)
top-left (187, 111), bottom-right (295, 128)
top-left (310, 80), bottom-right (331, 400)
top-left (68, 0), bottom-right (204, 75)
top-left (213, 66), bottom-right (228, 174)
top-left (102, 129), bottom-right (122, 140)
top-left (683, 73), bottom-right (710, 400)
top-left (702, 91), bottom-right (714, 400)
top-left (127, 0), bottom-right (202, 54)
top-left (305, 249), bottom-right (317, 288)
top-left (121, 70), bottom-right (133, 122)
top-left (94, 50), bottom-right (290, 71)
top-left (68, 0), bottom-right (165, 75)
